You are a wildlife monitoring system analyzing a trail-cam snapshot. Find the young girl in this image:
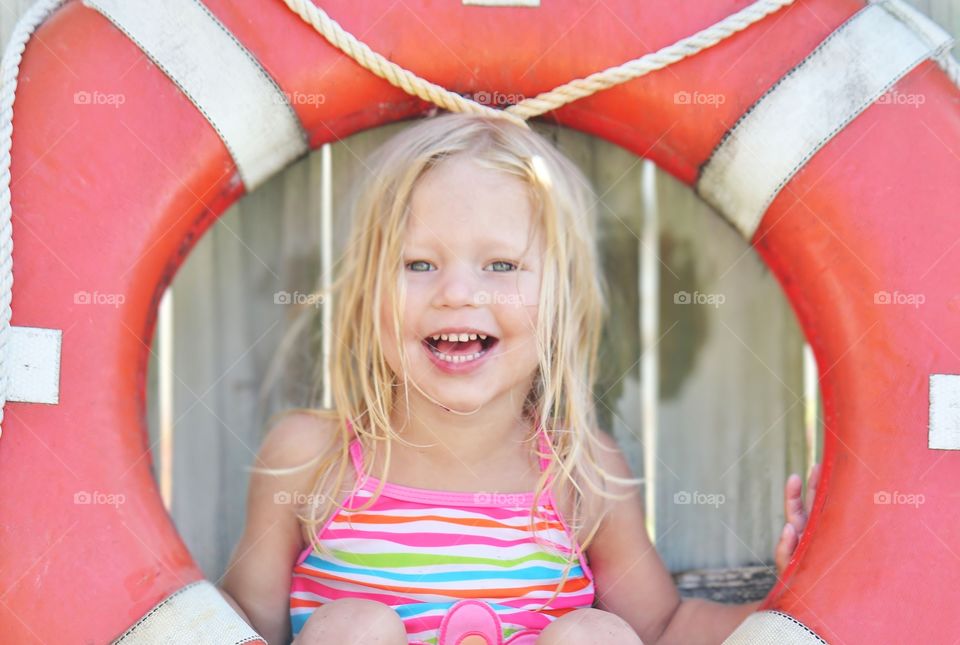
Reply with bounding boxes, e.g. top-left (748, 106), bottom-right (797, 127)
top-left (220, 112), bottom-right (819, 645)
